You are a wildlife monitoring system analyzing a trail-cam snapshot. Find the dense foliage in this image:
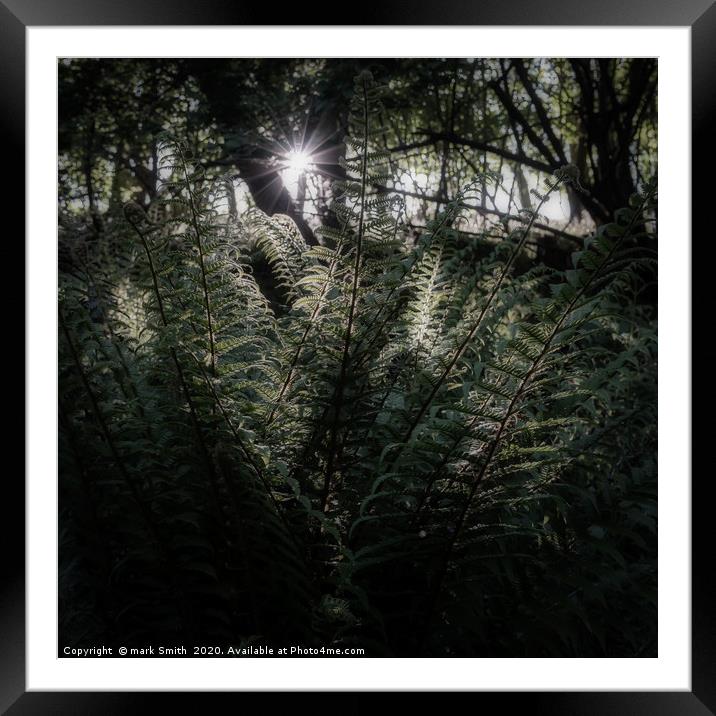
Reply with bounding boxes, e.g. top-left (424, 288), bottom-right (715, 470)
top-left (59, 58), bottom-right (657, 244)
top-left (59, 69), bottom-right (657, 657)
